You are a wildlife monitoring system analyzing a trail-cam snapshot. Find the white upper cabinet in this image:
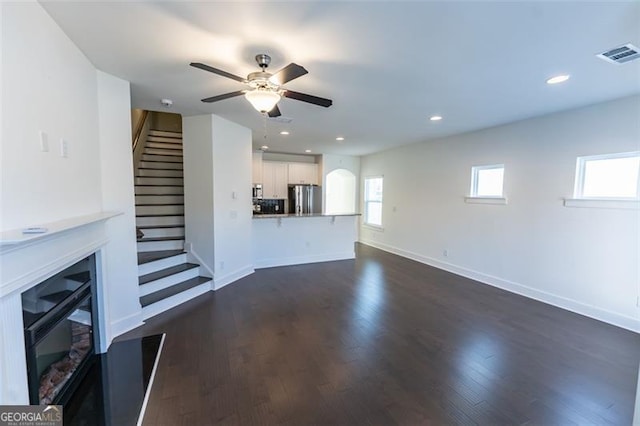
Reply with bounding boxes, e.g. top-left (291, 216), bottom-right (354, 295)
top-left (262, 161), bottom-right (289, 199)
top-left (288, 163), bottom-right (319, 185)
top-left (252, 151), bottom-right (263, 184)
